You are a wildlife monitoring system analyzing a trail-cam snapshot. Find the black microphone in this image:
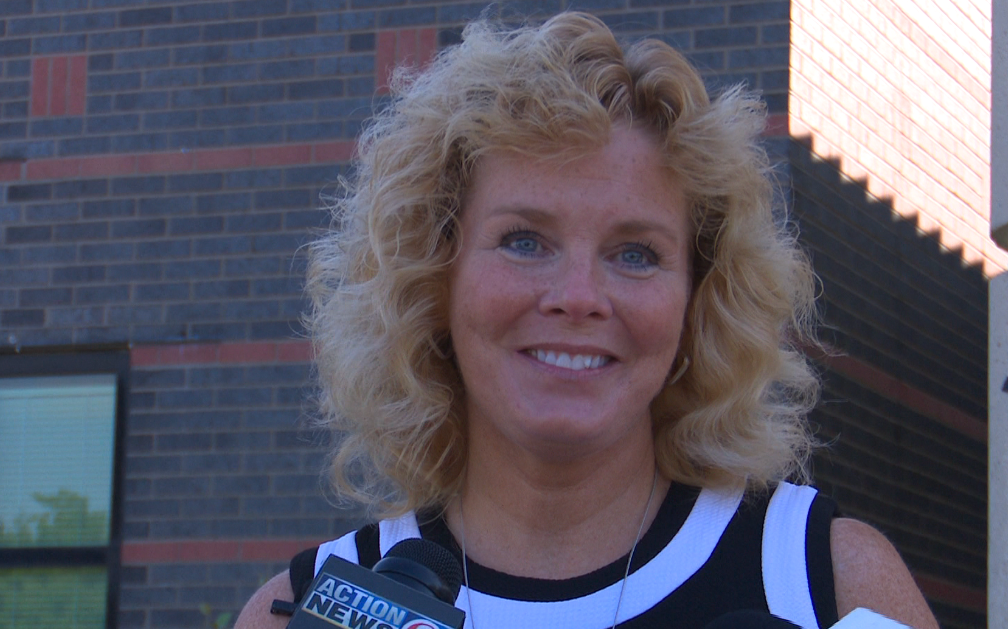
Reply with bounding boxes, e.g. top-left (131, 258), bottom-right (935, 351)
top-left (284, 539), bottom-right (466, 629)
top-left (702, 610), bottom-right (801, 629)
